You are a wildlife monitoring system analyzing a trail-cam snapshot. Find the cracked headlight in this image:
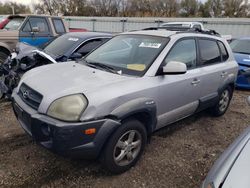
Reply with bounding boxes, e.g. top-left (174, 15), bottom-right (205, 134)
top-left (47, 94), bottom-right (88, 121)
